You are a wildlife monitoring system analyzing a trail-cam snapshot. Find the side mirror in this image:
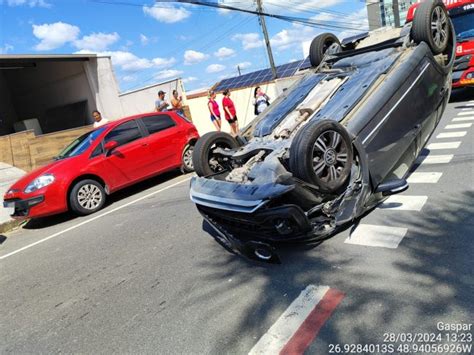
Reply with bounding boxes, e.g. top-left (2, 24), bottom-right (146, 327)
top-left (104, 140), bottom-right (118, 155)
